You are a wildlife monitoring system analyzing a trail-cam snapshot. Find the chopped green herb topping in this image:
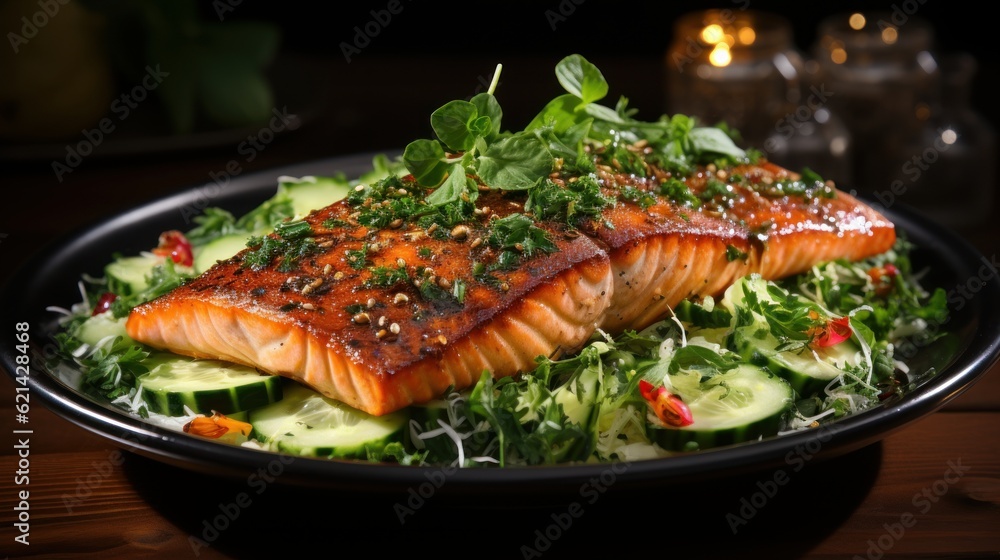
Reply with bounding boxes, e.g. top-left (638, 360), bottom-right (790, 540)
top-left (619, 185), bottom-right (658, 210)
top-left (345, 244), bottom-right (369, 270)
top-left (485, 214), bottom-right (557, 271)
top-left (659, 178), bottom-right (701, 208)
top-left (365, 264), bottom-right (410, 288)
top-left (700, 178), bottom-right (735, 202)
top-left (243, 219), bottom-right (320, 272)
top-left (524, 175), bottom-right (615, 226)
top-left (726, 245), bottom-right (749, 262)
top-left (754, 168), bottom-right (835, 199)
